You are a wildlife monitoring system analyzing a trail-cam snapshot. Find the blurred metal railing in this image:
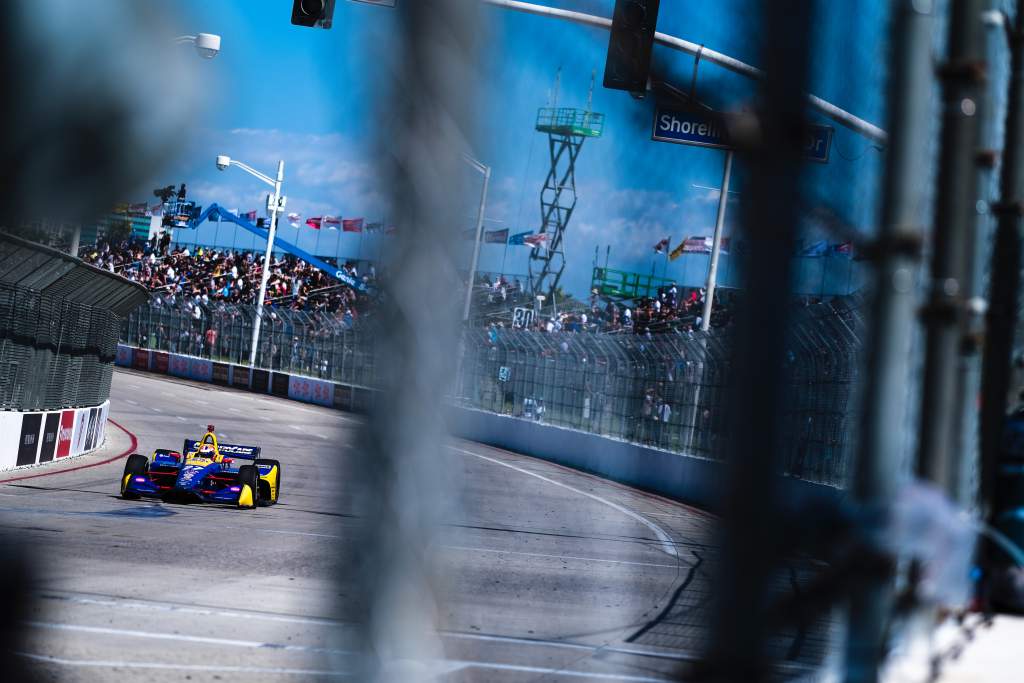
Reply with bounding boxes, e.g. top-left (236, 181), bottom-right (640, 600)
top-left (124, 293), bottom-right (862, 487)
